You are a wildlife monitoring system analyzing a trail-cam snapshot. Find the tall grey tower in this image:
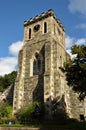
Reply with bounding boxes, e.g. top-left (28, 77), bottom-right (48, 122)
top-left (13, 9), bottom-right (84, 119)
